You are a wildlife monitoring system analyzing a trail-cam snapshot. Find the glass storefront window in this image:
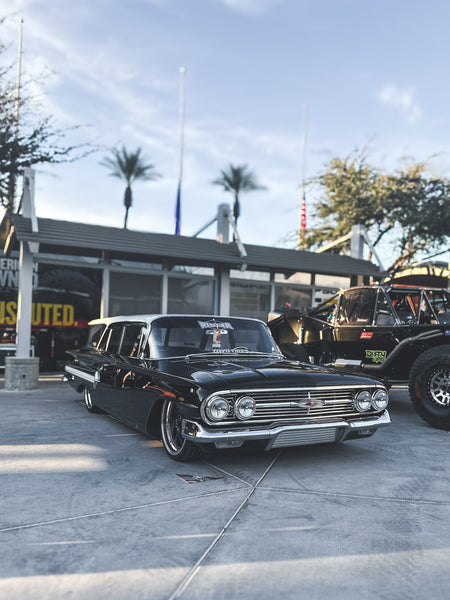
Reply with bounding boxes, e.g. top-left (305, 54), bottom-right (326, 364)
top-left (168, 277), bottom-right (214, 314)
top-left (275, 286), bottom-right (311, 313)
top-left (275, 272), bottom-right (311, 285)
top-left (172, 266), bottom-right (215, 276)
top-left (109, 272), bottom-right (161, 315)
top-left (315, 274), bottom-right (350, 288)
top-left (230, 281), bottom-right (270, 320)
top-left (111, 259), bottom-right (162, 271)
top-left (230, 269), bottom-right (270, 281)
